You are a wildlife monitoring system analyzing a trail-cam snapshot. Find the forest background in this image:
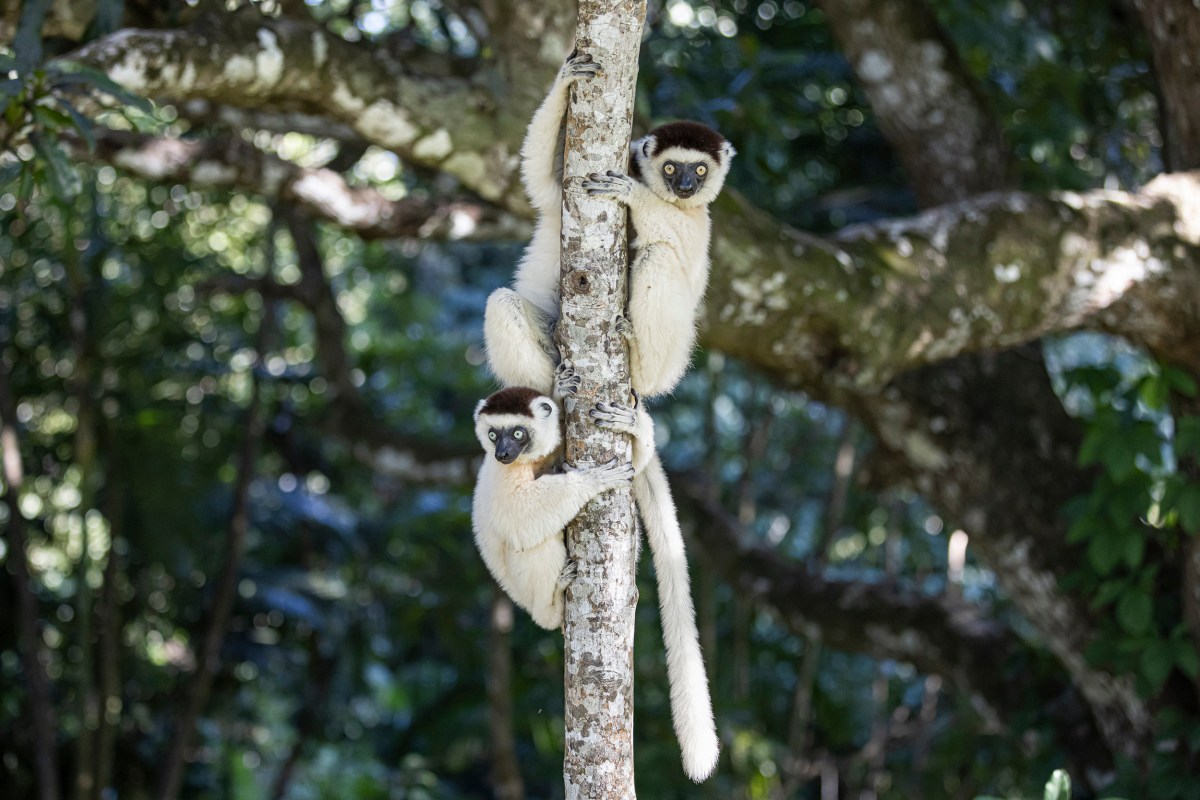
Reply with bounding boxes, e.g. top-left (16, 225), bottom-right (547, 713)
top-left (1, 0), bottom-right (1199, 798)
